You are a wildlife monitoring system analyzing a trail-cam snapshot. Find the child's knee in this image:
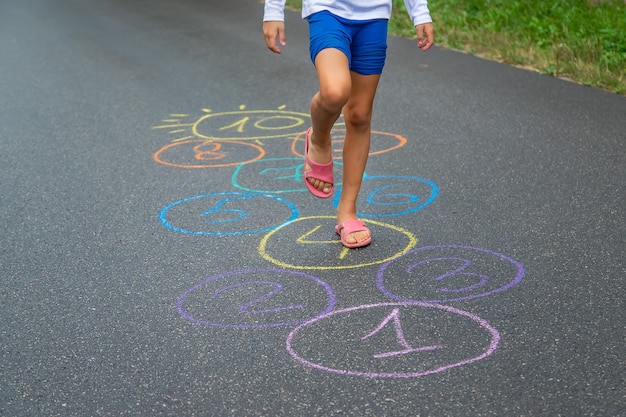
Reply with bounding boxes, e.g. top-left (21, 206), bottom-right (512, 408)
top-left (344, 106), bottom-right (372, 128)
top-left (319, 84), bottom-right (351, 110)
